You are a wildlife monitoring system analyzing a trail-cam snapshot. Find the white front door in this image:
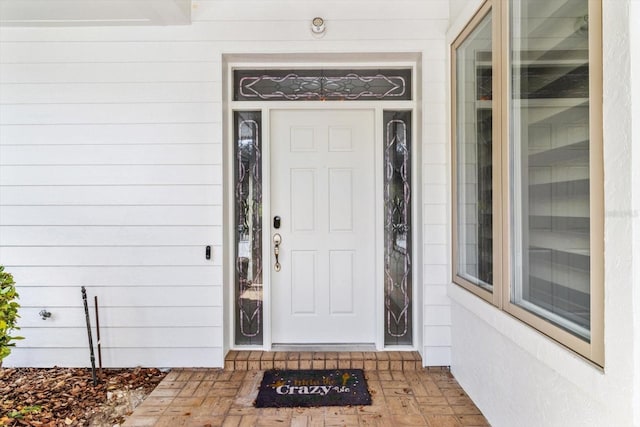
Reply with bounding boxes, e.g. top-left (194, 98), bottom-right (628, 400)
top-left (270, 109), bottom-right (376, 344)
